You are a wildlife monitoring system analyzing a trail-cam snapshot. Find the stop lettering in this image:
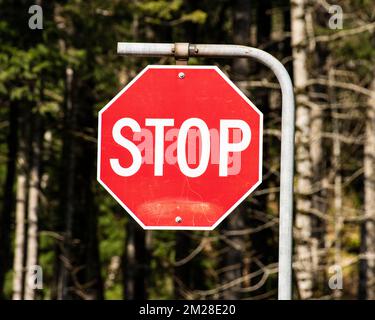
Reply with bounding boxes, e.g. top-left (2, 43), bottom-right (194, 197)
top-left (110, 117), bottom-right (251, 177)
